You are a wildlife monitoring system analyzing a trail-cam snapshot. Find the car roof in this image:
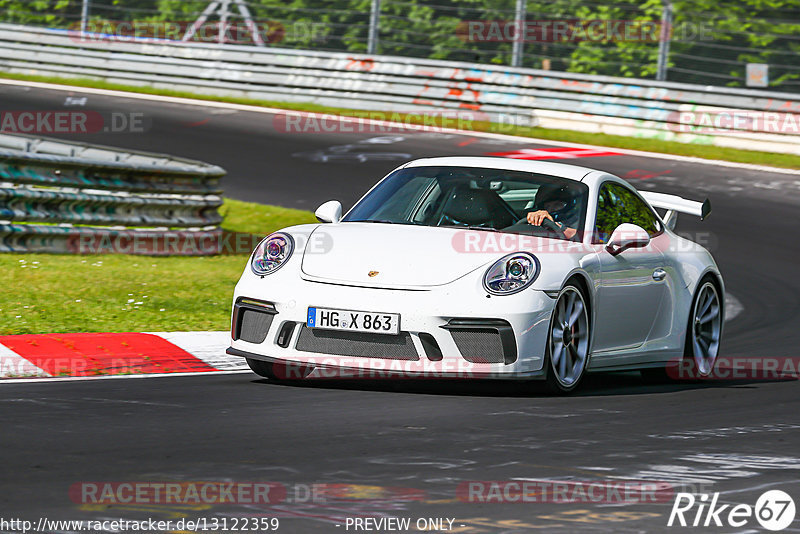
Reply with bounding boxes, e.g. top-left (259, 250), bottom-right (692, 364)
top-left (402, 156), bottom-right (598, 182)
